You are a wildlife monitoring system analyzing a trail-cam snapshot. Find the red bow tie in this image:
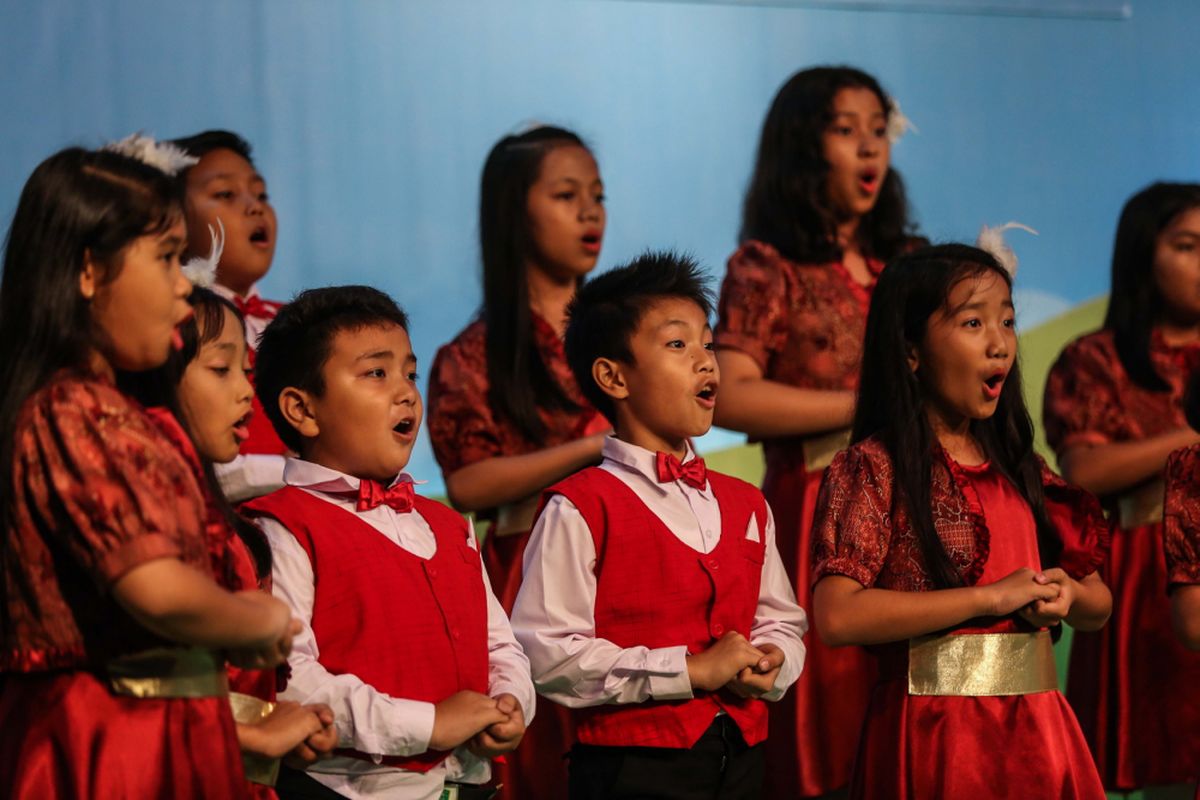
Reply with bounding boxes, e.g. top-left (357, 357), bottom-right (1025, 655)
top-left (356, 479), bottom-right (415, 513)
top-left (655, 452), bottom-right (707, 490)
top-left (233, 294), bottom-right (273, 320)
